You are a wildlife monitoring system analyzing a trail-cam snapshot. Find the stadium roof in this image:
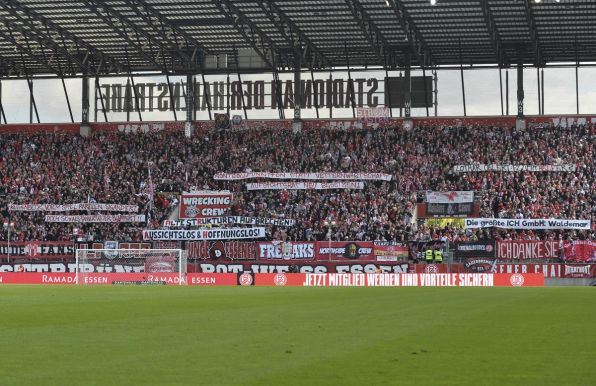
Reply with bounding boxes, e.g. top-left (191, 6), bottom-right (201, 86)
top-left (0, 0), bottom-right (595, 78)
